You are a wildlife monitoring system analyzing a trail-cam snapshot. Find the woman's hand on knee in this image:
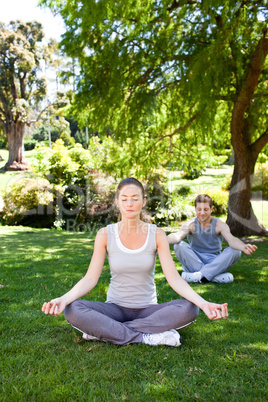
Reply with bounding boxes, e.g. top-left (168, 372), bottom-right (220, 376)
top-left (201, 302), bottom-right (228, 321)
top-left (42, 298), bottom-right (66, 316)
